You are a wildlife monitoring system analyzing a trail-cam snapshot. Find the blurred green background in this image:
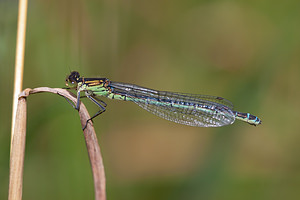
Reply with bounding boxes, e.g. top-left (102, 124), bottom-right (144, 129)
top-left (1, 0), bottom-right (300, 199)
